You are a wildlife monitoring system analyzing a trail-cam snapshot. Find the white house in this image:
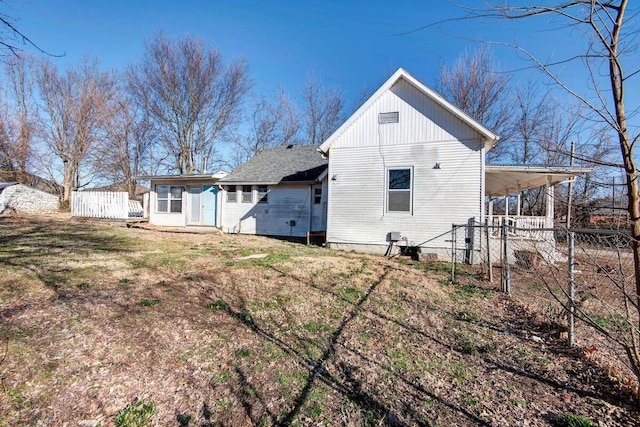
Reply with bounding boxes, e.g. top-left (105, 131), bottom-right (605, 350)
top-left (138, 68), bottom-right (590, 260)
top-left (318, 68), bottom-right (589, 257)
top-left (217, 144), bottom-right (328, 239)
top-left (317, 68), bottom-right (498, 255)
top-left (137, 172), bottom-right (228, 227)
